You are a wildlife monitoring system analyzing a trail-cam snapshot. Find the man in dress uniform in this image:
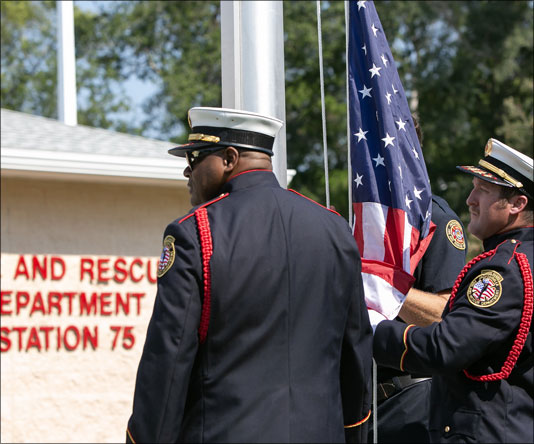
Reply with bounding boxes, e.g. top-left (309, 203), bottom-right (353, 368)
top-left (370, 118), bottom-right (468, 443)
top-left (126, 107), bottom-right (373, 443)
top-left (373, 138), bottom-right (533, 443)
